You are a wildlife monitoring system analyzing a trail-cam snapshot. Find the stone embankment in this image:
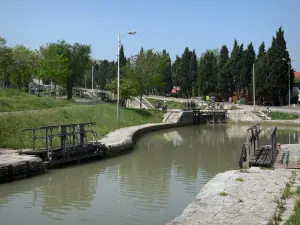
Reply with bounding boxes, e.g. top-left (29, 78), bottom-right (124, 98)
top-left (0, 112), bottom-right (184, 183)
top-left (0, 149), bottom-right (44, 183)
top-left (167, 167), bottom-right (300, 225)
